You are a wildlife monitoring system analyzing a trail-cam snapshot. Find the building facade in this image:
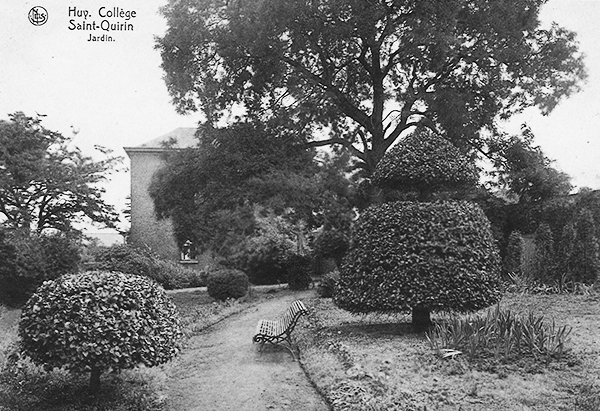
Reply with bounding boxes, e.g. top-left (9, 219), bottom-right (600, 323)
top-left (124, 128), bottom-right (198, 265)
